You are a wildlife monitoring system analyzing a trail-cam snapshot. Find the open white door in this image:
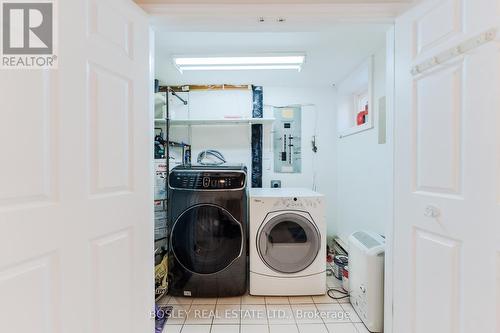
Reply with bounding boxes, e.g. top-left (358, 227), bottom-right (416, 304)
top-left (394, 0), bottom-right (500, 332)
top-left (0, 0), bottom-right (153, 332)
